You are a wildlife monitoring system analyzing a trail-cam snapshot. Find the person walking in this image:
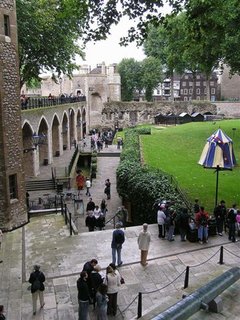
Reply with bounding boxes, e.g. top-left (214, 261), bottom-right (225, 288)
top-left (76, 170), bottom-right (85, 195)
top-left (28, 265), bottom-right (45, 316)
top-left (104, 265), bottom-right (121, 316)
top-left (85, 177), bottom-right (91, 196)
top-left (138, 223), bottom-right (151, 266)
top-left (111, 222), bottom-right (125, 266)
top-left (196, 206), bottom-right (209, 244)
top-left (157, 205), bottom-right (166, 239)
top-left (77, 271), bottom-right (91, 320)
top-left (104, 179), bottom-right (111, 200)
top-left (85, 211), bottom-right (96, 232)
top-left (95, 283), bottom-right (109, 320)
top-left (86, 197), bottom-right (95, 214)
